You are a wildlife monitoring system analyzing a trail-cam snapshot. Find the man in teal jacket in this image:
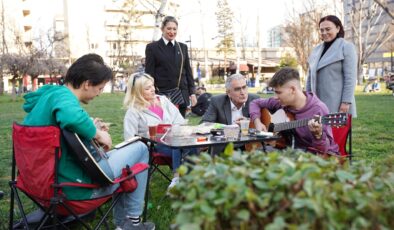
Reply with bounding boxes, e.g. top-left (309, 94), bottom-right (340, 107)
top-left (22, 54), bottom-right (154, 229)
